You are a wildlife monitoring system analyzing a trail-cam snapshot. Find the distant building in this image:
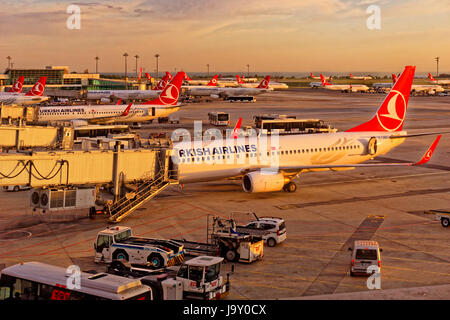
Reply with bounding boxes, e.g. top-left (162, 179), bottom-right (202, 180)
top-left (2, 66), bottom-right (141, 96)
